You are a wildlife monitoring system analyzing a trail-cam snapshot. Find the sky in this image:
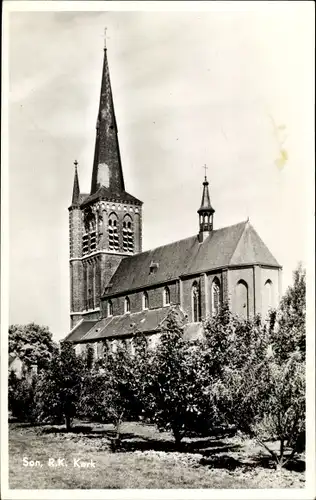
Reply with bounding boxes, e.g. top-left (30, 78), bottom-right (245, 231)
top-left (6, 3), bottom-right (314, 341)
